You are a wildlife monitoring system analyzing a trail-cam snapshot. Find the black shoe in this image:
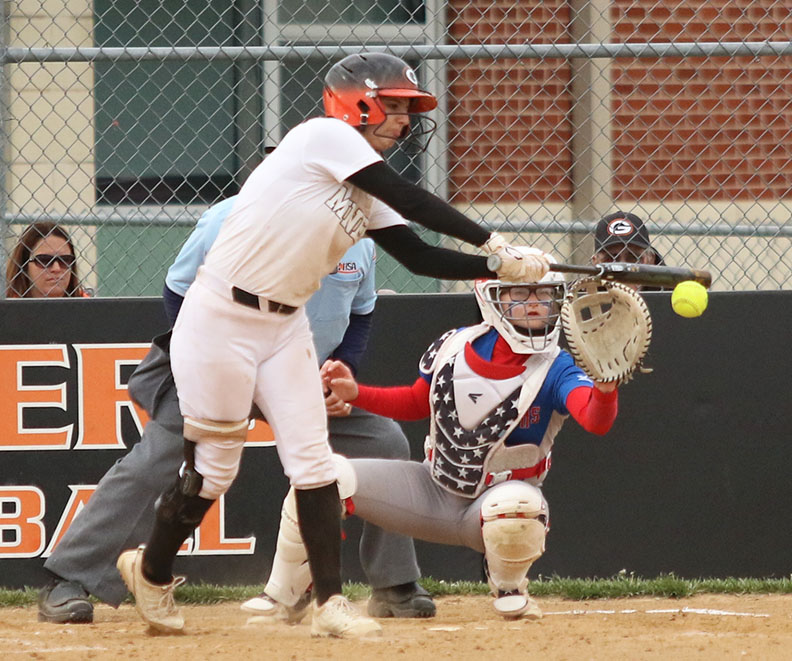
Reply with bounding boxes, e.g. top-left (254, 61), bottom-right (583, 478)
top-left (367, 581), bottom-right (436, 618)
top-left (38, 578), bottom-right (94, 624)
